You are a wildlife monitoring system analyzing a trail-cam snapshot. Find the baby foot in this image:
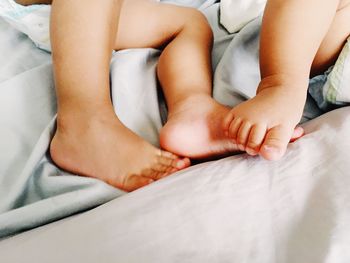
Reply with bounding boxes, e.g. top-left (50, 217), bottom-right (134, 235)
top-left (160, 94), bottom-right (240, 159)
top-left (223, 77), bottom-right (307, 161)
top-left (50, 111), bottom-right (190, 192)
